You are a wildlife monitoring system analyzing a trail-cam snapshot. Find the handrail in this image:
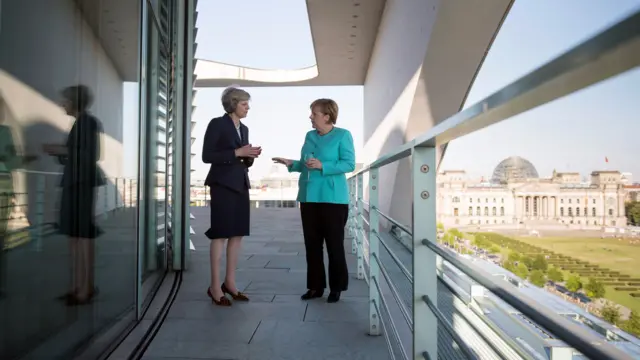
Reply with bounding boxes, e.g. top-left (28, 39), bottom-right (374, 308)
top-left (373, 230), bottom-right (412, 283)
top-left (347, 9), bottom-right (640, 360)
top-left (372, 252), bottom-right (413, 331)
top-left (422, 295), bottom-right (479, 360)
top-left (371, 272), bottom-right (409, 360)
top-left (422, 239), bottom-right (633, 360)
top-left (374, 206), bottom-right (412, 237)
